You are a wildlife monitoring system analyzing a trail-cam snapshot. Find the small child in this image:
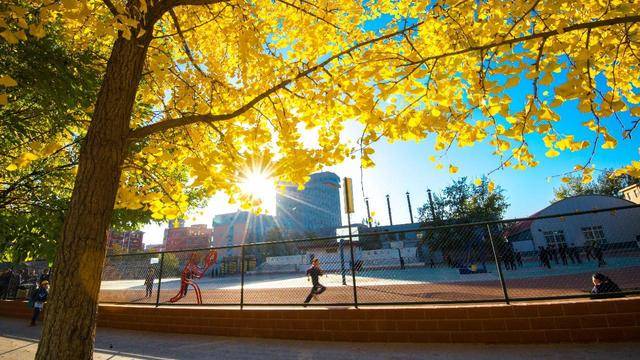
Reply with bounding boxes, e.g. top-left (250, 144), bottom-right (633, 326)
top-left (29, 280), bottom-right (49, 326)
top-left (304, 258), bottom-right (326, 304)
top-left (591, 272), bottom-right (622, 297)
